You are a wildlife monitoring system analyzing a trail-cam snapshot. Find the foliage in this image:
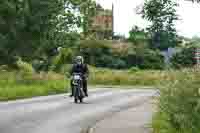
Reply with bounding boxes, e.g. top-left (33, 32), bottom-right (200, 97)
top-left (77, 40), bottom-right (165, 69)
top-left (51, 48), bottom-right (73, 72)
top-left (0, 0), bottom-right (64, 63)
top-left (153, 69), bottom-right (200, 133)
top-left (16, 58), bottom-right (34, 74)
top-left (0, 71), bottom-right (68, 101)
top-left (78, 40), bottom-right (112, 65)
top-left (128, 26), bottom-right (148, 45)
top-left (136, 49), bottom-right (165, 69)
top-left (0, 0), bottom-right (96, 67)
top-left (89, 67), bottom-right (165, 86)
top-left (171, 46), bottom-right (197, 68)
top-left (79, 0), bottom-right (97, 38)
top-left (190, 36), bottom-right (200, 46)
top-left (0, 67), bottom-right (166, 101)
top-left (141, 0), bottom-right (179, 50)
top-left (128, 67), bottom-right (140, 72)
